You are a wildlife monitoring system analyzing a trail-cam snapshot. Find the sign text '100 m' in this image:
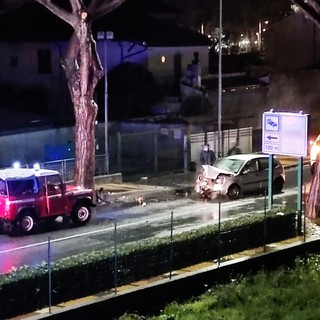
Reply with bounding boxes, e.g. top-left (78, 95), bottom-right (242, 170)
top-left (264, 144), bottom-right (279, 152)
